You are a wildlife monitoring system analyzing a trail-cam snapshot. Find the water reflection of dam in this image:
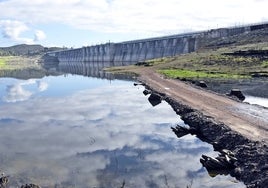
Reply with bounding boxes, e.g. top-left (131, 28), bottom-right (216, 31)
top-left (58, 61), bottom-right (133, 79)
